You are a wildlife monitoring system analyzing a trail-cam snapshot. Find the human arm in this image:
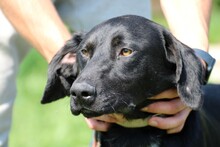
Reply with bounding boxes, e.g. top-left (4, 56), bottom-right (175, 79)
top-left (0, 0), bottom-right (71, 62)
top-left (160, 0), bottom-right (212, 51)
